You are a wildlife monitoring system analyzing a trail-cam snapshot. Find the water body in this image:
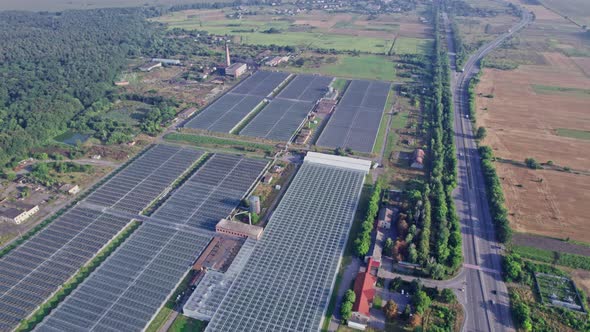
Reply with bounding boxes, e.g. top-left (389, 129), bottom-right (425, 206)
top-left (55, 132), bottom-right (90, 146)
